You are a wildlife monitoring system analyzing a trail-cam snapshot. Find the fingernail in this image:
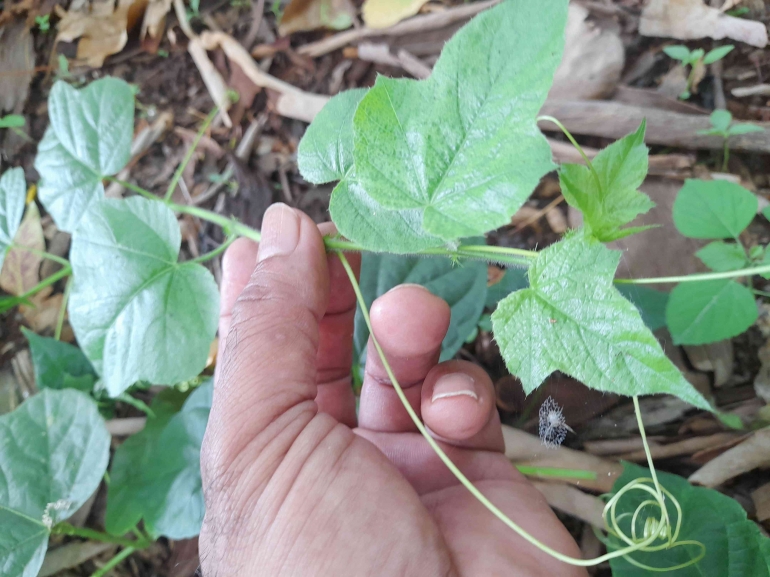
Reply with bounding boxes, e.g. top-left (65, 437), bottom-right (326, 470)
top-left (258, 203), bottom-right (300, 261)
top-left (431, 373), bottom-right (479, 403)
top-left (386, 283), bottom-right (431, 294)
